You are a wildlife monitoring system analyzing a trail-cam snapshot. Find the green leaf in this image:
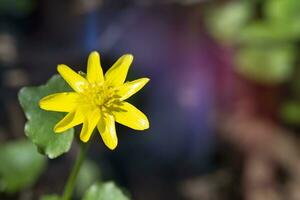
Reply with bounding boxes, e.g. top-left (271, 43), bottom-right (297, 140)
top-left (239, 22), bottom-right (295, 43)
top-left (18, 74), bottom-right (74, 159)
top-left (206, 1), bottom-right (253, 43)
top-left (82, 182), bottom-right (130, 200)
top-left (0, 140), bottom-right (46, 193)
top-left (239, 0), bottom-right (300, 42)
top-left (240, 19), bottom-right (300, 42)
top-left (40, 195), bottom-right (61, 200)
top-left (76, 160), bottom-right (101, 196)
top-left (235, 46), bottom-right (295, 84)
top-left (265, 0), bottom-right (300, 22)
